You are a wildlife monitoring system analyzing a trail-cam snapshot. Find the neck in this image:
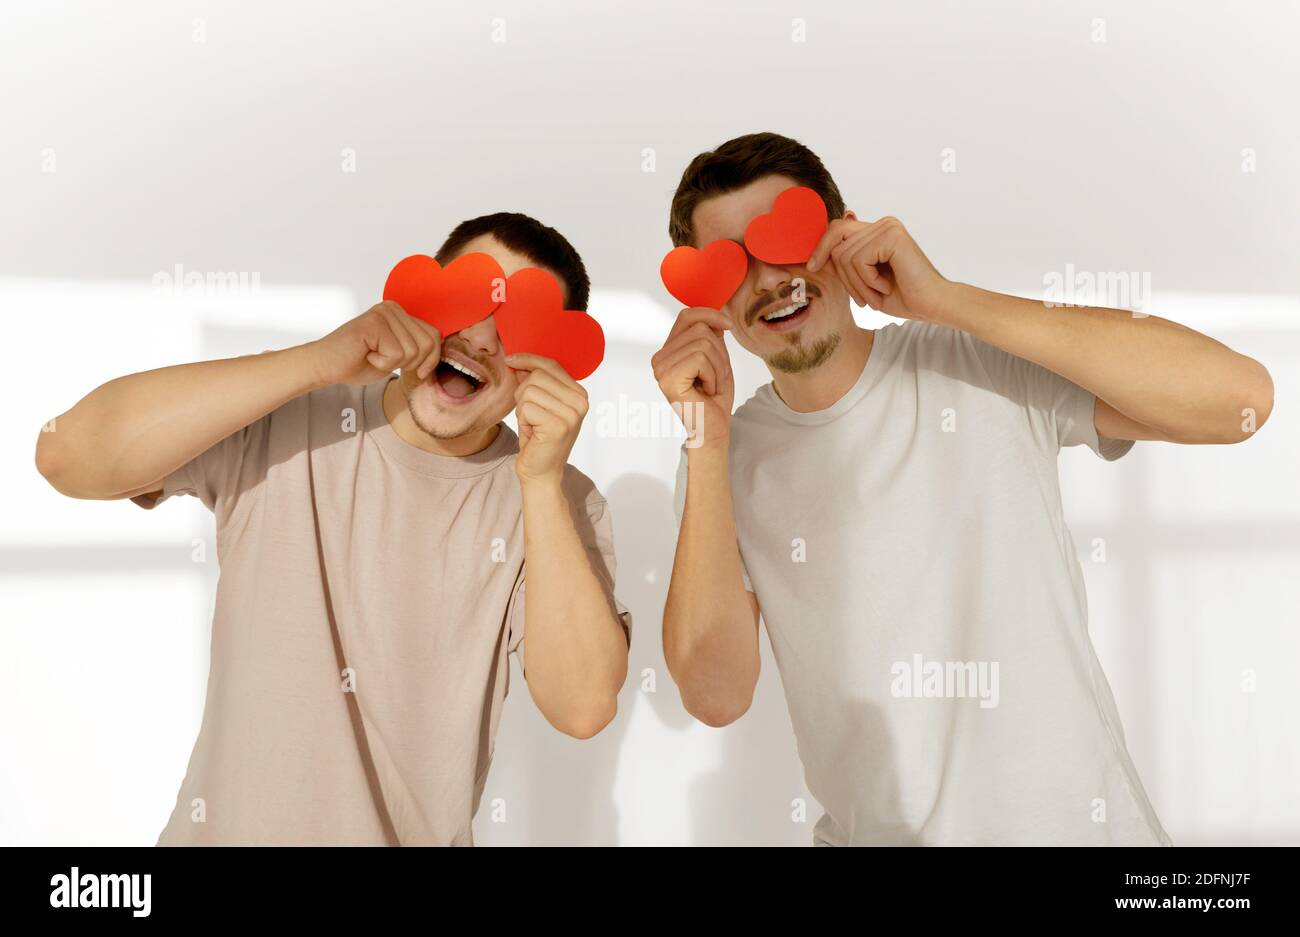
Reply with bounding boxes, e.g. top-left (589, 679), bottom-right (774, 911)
top-left (770, 326), bottom-right (875, 413)
top-left (382, 377), bottom-right (500, 457)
